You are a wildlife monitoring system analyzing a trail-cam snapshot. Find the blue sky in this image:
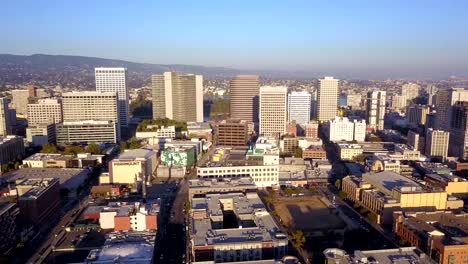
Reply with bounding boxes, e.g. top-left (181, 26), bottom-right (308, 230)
top-left (1, 1), bottom-right (468, 78)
